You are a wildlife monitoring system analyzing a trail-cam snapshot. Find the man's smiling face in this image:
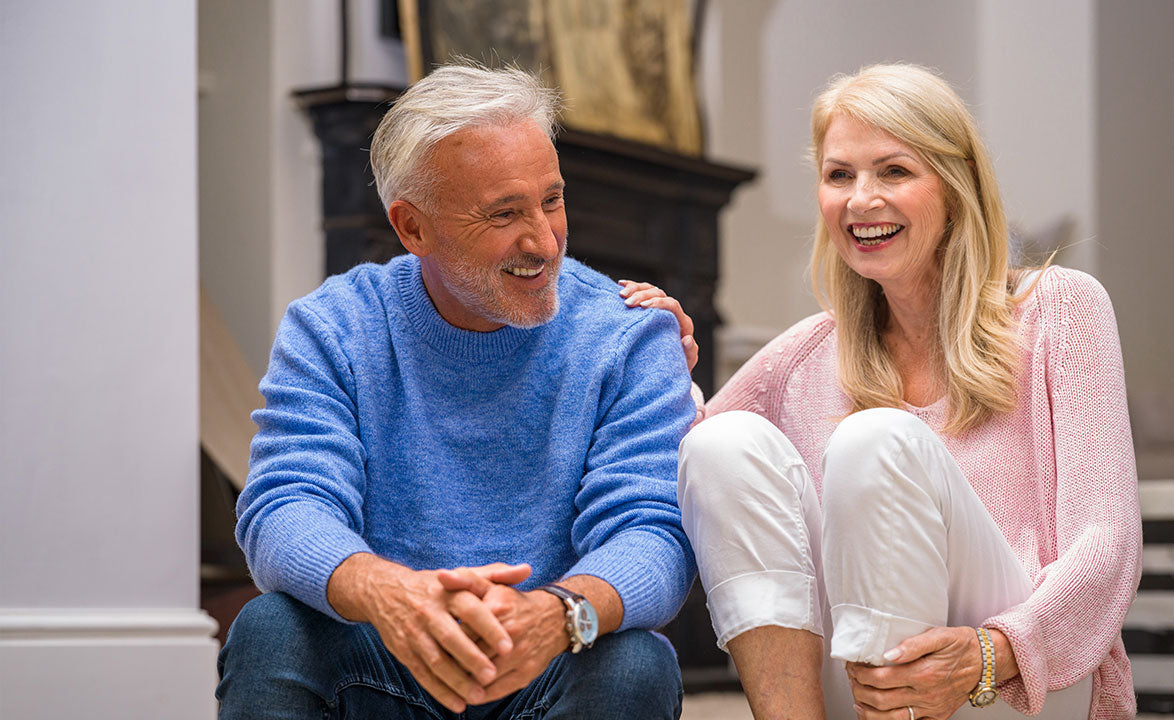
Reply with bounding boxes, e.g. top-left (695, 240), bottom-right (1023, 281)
top-left (414, 120), bottom-right (568, 332)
